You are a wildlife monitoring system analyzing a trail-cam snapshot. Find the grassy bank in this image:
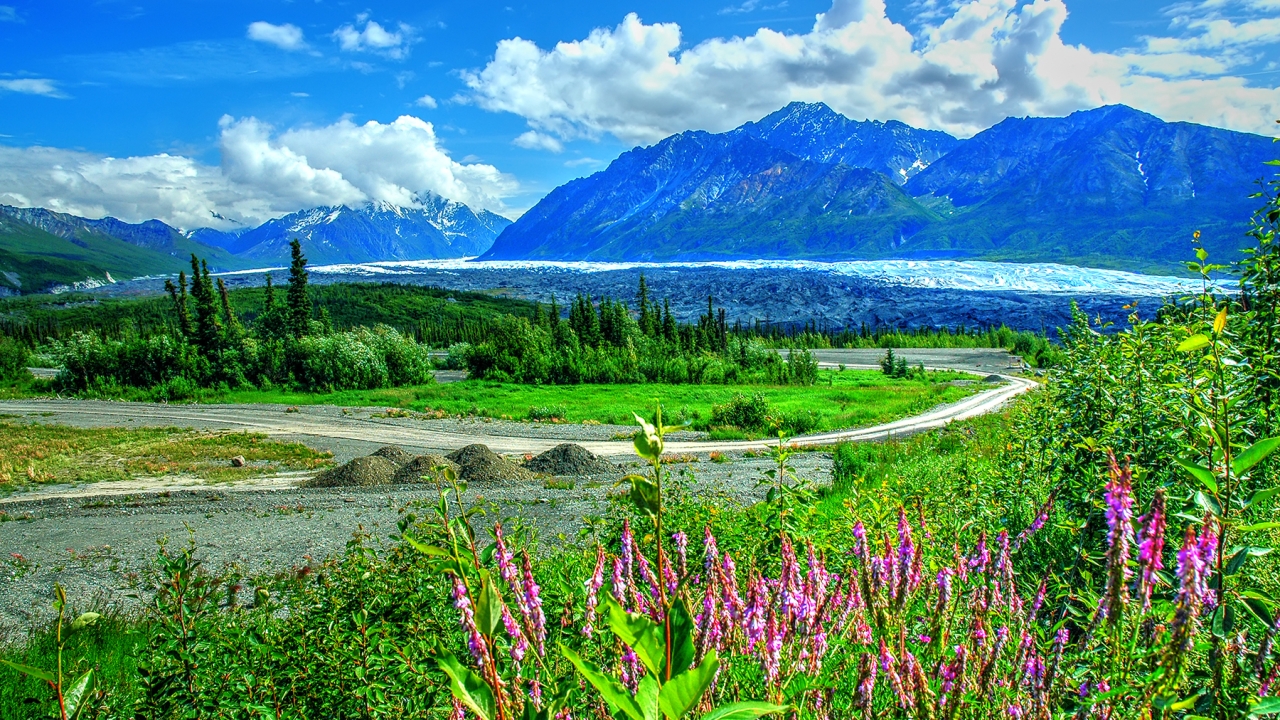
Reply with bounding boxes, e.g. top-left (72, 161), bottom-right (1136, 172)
top-left (215, 368), bottom-right (979, 437)
top-left (0, 422), bottom-right (333, 491)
